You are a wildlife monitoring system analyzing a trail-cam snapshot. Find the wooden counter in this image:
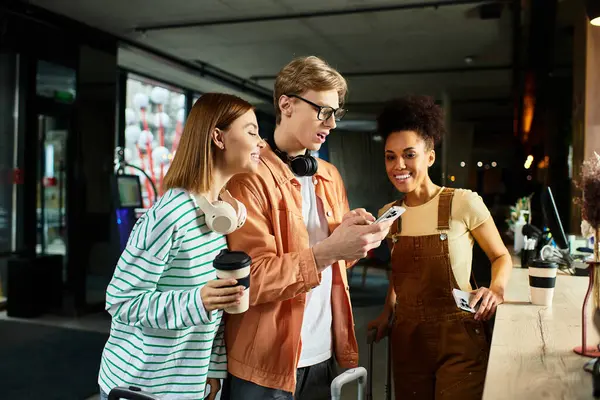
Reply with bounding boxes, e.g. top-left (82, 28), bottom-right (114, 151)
top-left (482, 267), bottom-right (598, 399)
